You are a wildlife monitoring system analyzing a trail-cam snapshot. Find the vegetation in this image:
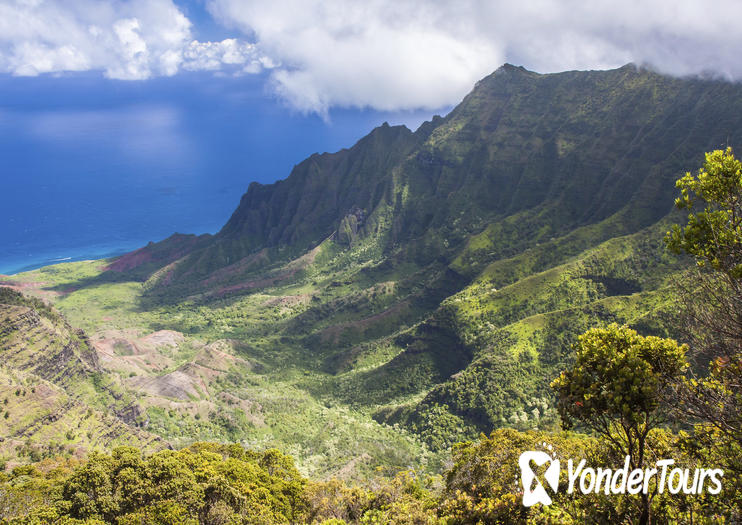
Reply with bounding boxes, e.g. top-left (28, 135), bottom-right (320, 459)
top-left (0, 429), bottom-right (729, 524)
top-left (8, 65), bottom-right (737, 469)
top-left (665, 147), bottom-right (742, 515)
top-left (2, 64), bottom-right (742, 521)
top-left (551, 325), bottom-right (687, 524)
